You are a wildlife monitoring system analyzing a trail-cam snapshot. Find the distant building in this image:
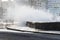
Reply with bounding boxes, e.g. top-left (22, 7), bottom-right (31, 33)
top-left (0, 0), bottom-right (2, 7)
top-left (28, 0), bottom-right (48, 10)
top-left (28, 0), bottom-right (60, 15)
top-left (0, 0), bottom-right (14, 29)
top-left (47, 0), bottom-right (60, 16)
